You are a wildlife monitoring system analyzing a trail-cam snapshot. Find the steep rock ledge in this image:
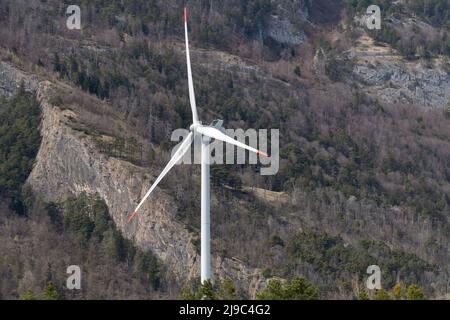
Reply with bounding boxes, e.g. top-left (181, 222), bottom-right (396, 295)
top-left (0, 62), bottom-right (265, 296)
top-left (0, 61), bottom-right (38, 97)
top-left (349, 36), bottom-right (450, 109)
top-left (29, 83), bottom-right (199, 283)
